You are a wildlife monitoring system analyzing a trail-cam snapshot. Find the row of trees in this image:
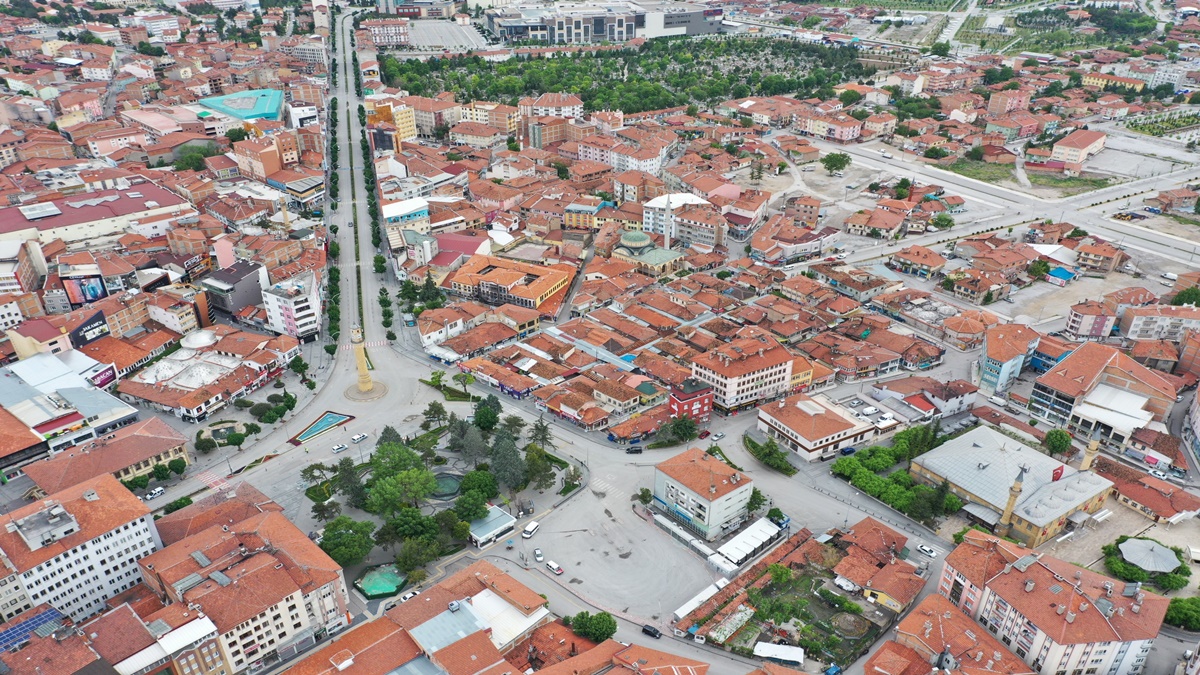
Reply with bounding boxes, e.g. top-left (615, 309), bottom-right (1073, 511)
top-left (829, 424), bottom-right (961, 524)
top-left (120, 459), bottom-right (188, 492)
